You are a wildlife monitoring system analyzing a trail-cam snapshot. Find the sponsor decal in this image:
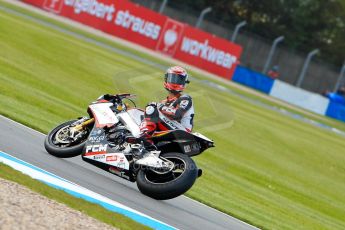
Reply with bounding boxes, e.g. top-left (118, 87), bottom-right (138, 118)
top-left (106, 154), bottom-right (125, 162)
top-left (180, 100), bottom-right (189, 109)
top-left (115, 10), bottom-right (161, 40)
top-left (161, 106), bottom-right (175, 114)
top-left (115, 162), bottom-right (126, 170)
top-left (85, 144), bottom-right (107, 153)
top-left (43, 0), bottom-right (64, 13)
top-left (64, 0), bottom-right (115, 21)
top-left (105, 153), bottom-right (129, 170)
top-left (156, 19), bottom-right (184, 56)
top-left (183, 145), bottom-right (191, 153)
top-left (161, 116), bottom-right (178, 129)
top-left (180, 37), bottom-right (238, 69)
top-left (88, 135), bottom-right (105, 142)
top-left (93, 154), bottom-right (105, 160)
top-left (106, 155), bottom-right (118, 162)
top-left (160, 114), bottom-right (185, 130)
